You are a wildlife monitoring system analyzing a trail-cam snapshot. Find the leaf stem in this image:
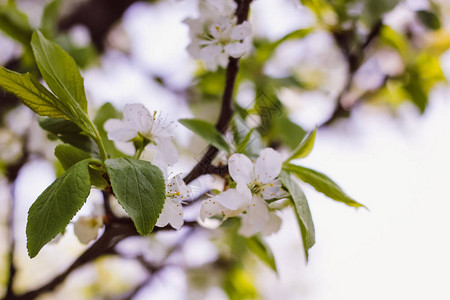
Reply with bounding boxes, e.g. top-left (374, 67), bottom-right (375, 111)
top-left (90, 124), bottom-right (109, 162)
